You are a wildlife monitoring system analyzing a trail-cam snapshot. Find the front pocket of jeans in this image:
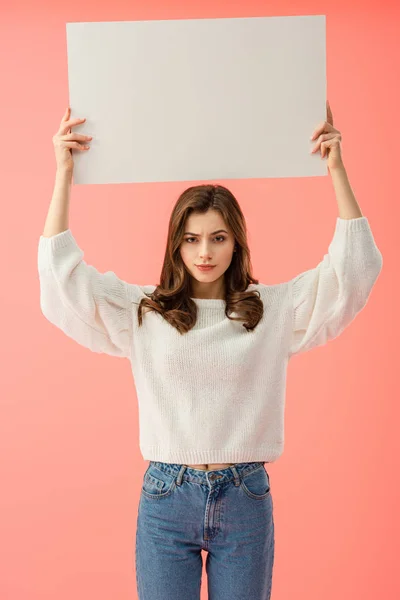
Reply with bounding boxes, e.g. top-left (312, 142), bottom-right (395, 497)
top-left (141, 467), bottom-right (176, 499)
top-left (240, 465), bottom-right (271, 500)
